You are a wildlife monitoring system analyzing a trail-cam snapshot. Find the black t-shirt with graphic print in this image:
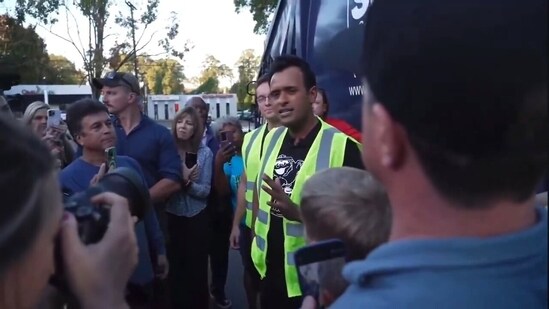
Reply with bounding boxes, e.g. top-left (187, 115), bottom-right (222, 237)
top-left (264, 120), bottom-right (363, 282)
